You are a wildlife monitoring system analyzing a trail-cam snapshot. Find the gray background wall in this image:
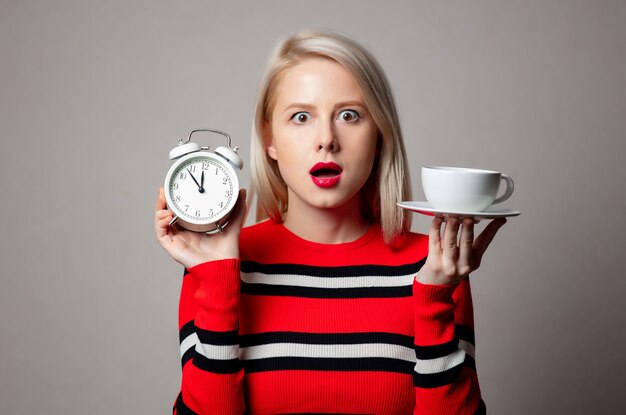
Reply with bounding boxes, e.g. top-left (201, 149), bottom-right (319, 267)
top-left (1, 0), bottom-right (625, 413)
